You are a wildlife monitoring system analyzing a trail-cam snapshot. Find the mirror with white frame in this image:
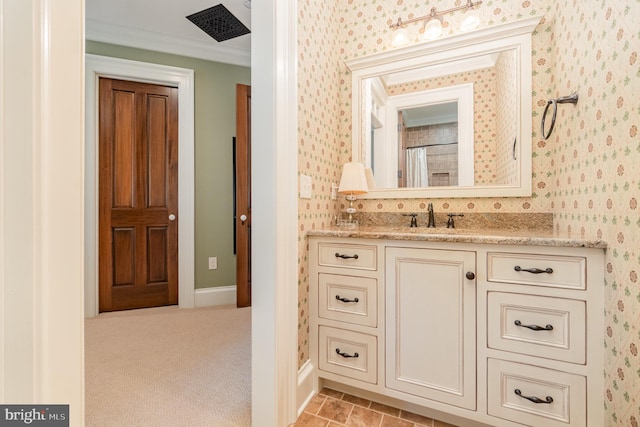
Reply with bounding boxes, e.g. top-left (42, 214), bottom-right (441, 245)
top-left (346, 16), bottom-right (541, 198)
